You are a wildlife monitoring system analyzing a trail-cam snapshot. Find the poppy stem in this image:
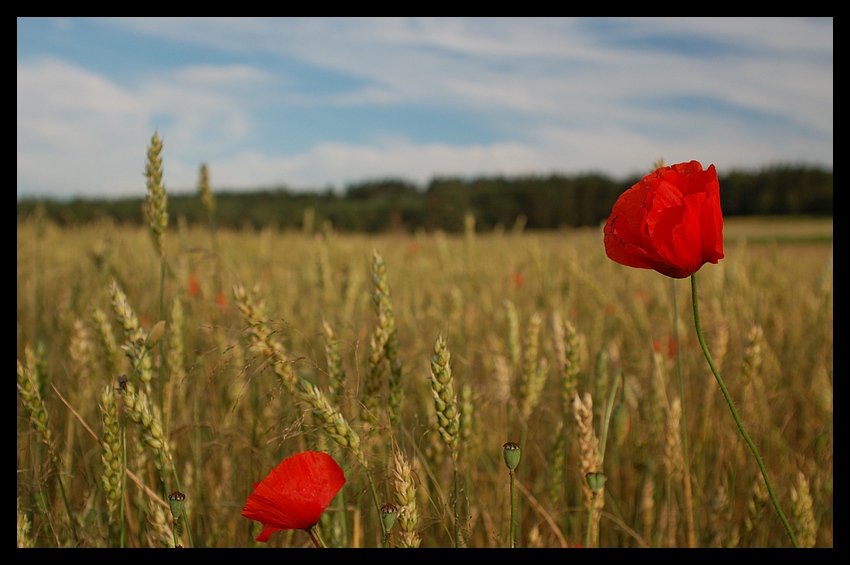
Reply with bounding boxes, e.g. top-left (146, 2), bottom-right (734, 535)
top-left (509, 468), bottom-right (516, 548)
top-left (307, 525), bottom-right (327, 548)
top-left (690, 274), bottom-right (799, 548)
